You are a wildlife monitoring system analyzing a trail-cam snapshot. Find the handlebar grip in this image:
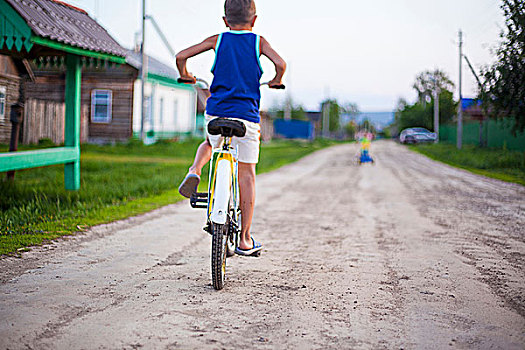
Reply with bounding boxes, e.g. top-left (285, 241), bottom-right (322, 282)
top-left (177, 77), bottom-right (196, 84)
top-left (270, 84), bottom-right (286, 90)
